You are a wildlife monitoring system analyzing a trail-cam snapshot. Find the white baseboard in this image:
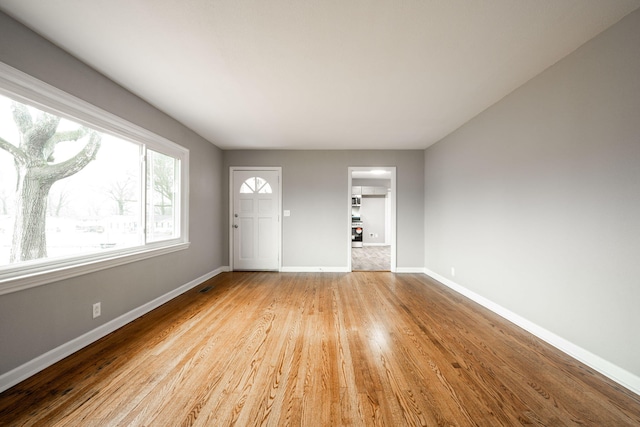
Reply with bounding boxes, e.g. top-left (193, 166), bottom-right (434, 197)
top-left (362, 243), bottom-right (389, 247)
top-left (7, 266), bottom-right (636, 397)
top-left (0, 266), bottom-right (228, 394)
top-left (280, 266), bottom-right (350, 273)
top-left (395, 267), bottom-right (427, 273)
top-left (278, 266), bottom-right (423, 274)
top-left (423, 269), bottom-right (640, 397)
